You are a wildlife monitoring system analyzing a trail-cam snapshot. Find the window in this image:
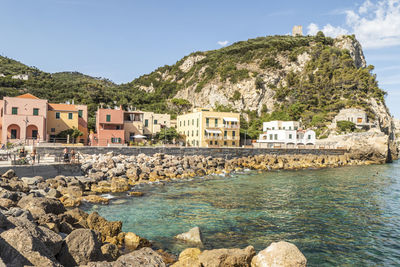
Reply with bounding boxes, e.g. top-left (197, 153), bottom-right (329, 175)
top-left (78, 110), bottom-right (83, 118)
top-left (111, 137), bottom-right (121, 143)
top-left (197, 118), bottom-right (199, 127)
top-left (224, 131), bottom-right (227, 138)
top-left (272, 127), bottom-right (275, 130)
top-left (106, 114), bottom-right (111, 122)
top-left (68, 113), bottom-right (73, 120)
top-left (192, 119), bottom-right (194, 126)
top-left (33, 108), bottom-right (39, 116)
top-left (184, 120), bottom-right (185, 126)
top-left (308, 135), bottom-right (311, 140)
top-left (224, 141), bottom-right (227, 145)
top-left (154, 119), bottom-right (158, 124)
top-left (56, 112), bottom-right (60, 119)
top-left (11, 107), bottom-right (18, 115)
top-left (206, 118), bottom-right (209, 126)
top-left (294, 127), bottom-right (298, 130)
top-left (274, 134), bottom-right (278, 140)
top-left (187, 120), bottom-right (189, 126)
top-left (214, 141), bottom-right (218, 145)
top-left (116, 125), bottom-right (121, 130)
top-left (289, 126), bottom-right (292, 130)
top-left (187, 131), bottom-right (189, 136)
top-left (192, 130), bottom-right (194, 137)
top-left (215, 119), bottom-right (218, 127)
top-left (209, 141), bottom-right (212, 145)
top-left (283, 127), bottom-right (285, 130)
top-left (145, 119), bottom-right (149, 127)
top-left (10, 129), bottom-right (17, 139)
top-left (289, 134), bottom-right (292, 139)
top-left (179, 120), bottom-right (181, 127)
top-left (232, 141), bottom-right (235, 146)
top-left (269, 134), bottom-right (273, 140)
top-left (196, 130), bottom-right (198, 136)
top-left (196, 141), bottom-right (199, 146)
top-left (51, 128), bottom-right (55, 133)
top-left (232, 131), bottom-right (236, 138)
